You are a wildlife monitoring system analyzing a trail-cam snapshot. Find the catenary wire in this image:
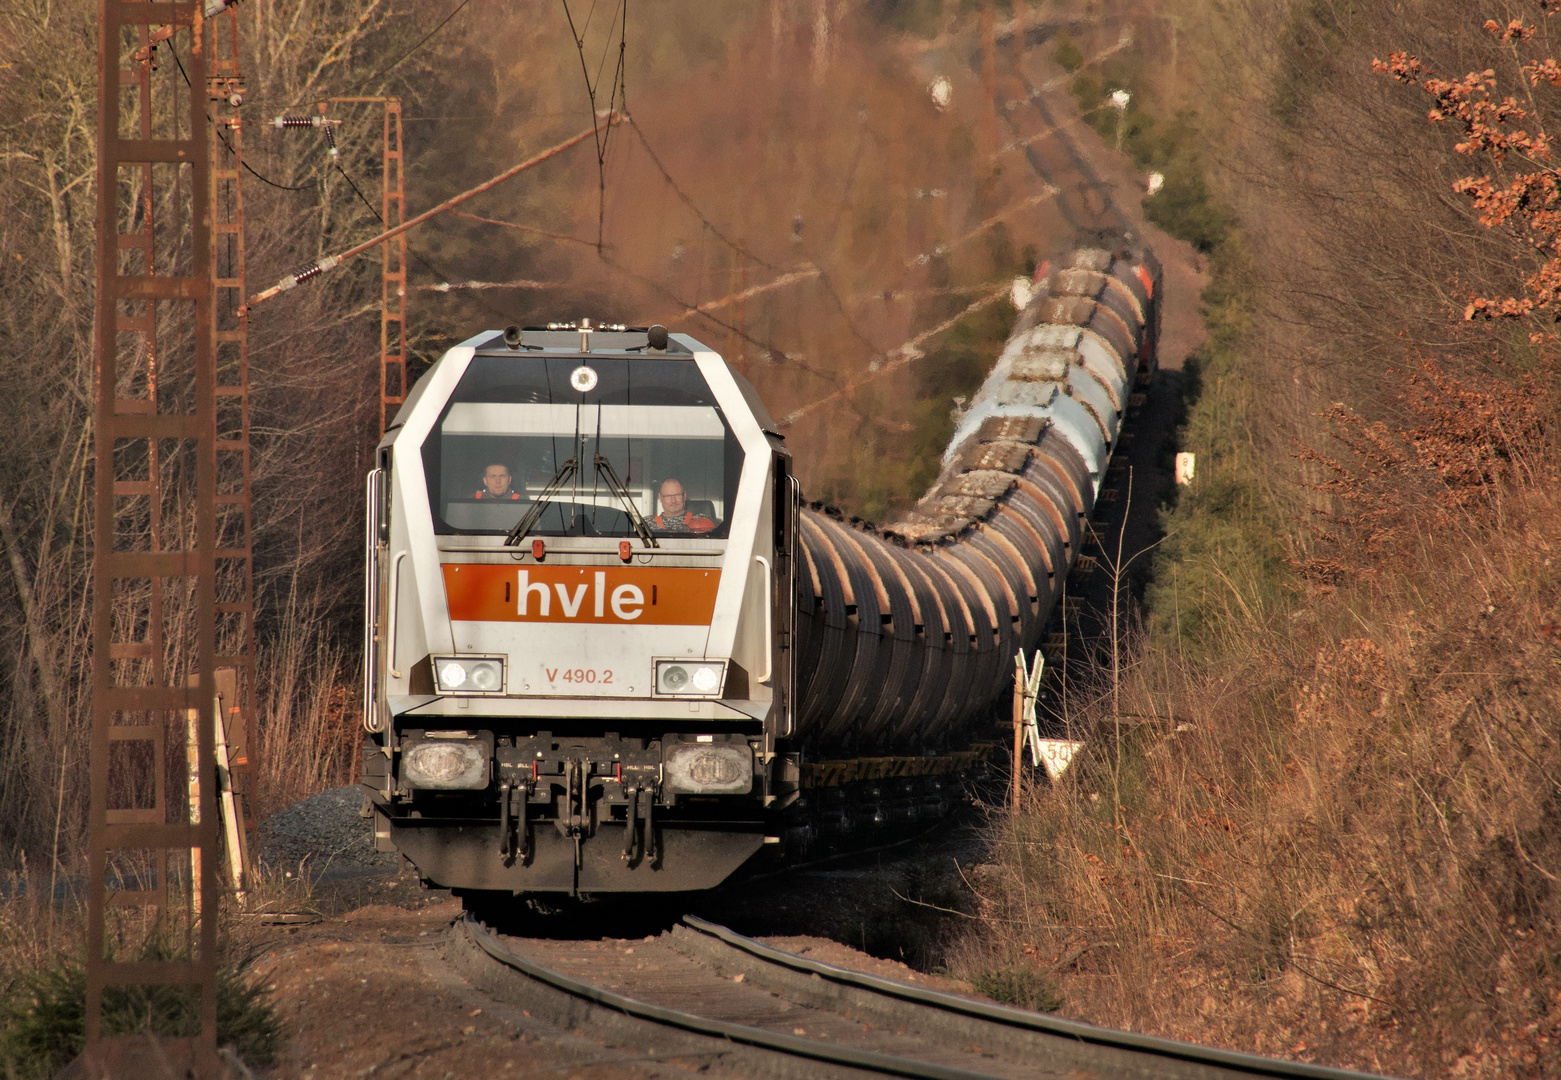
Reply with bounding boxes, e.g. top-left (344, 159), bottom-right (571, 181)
top-left (167, 45), bottom-right (320, 190)
top-left (593, 248), bottom-right (854, 400)
top-left (626, 116), bottom-right (780, 273)
top-left (184, 28), bottom-right (918, 395)
top-left (624, 115), bottom-right (886, 358)
top-left (329, 156), bottom-right (525, 328)
top-left (165, 9), bottom-right (883, 423)
top-left (344, 0), bottom-right (479, 97)
top-left (172, 39), bottom-right (515, 327)
top-left (188, 27), bottom-right (531, 331)
top-left (183, 10), bottom-right (968, 400)
top-left (561, 0), bottom-right (627, 246)
top-left (230, 134), bottom-right (319, 190)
